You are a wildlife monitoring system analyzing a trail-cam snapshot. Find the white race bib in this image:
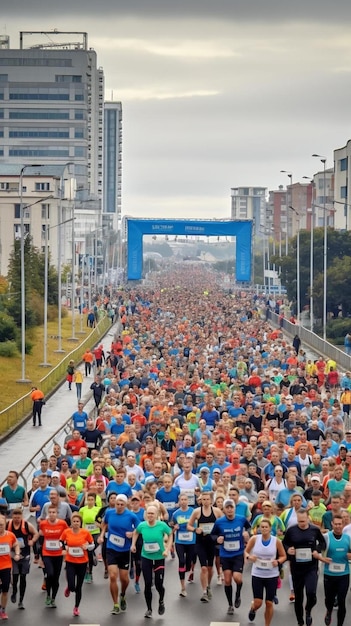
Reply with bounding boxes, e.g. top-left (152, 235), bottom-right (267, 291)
top-left (109, 534), bottom-right (125, 548)
top-left (144, 542), bottom-right (159, 553)
top-left (223, 540), bottom-right (240, 551)
top-left (256, 559), bottom-right (273, 569)
top-left (45, 540), bottom-right (60, 551)
top-left (68, 546), bottom-right (84, 557)
top-left (329, 562), bottom-right (346, 573)
top-left (0, 544), bottom-right (10, 555)
top-left (85, 523), bottom-right (97, 531)
top-left (17, 538), bottom-right (25, 548)
top-left (164, 502), bottom-right (176, 510)
top-left (295, 548), bottom-right (312, 562)
top-left (178, 531), bottom-right (193, 542)
top-left (199, 523), bottom-right (214, 535)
